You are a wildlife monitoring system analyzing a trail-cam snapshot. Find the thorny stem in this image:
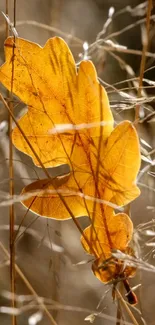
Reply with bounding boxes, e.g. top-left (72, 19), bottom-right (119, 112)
top-left (0, 241), bottom-right (58, 325)
top-left (135, 0), bottom-right (153, 122)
